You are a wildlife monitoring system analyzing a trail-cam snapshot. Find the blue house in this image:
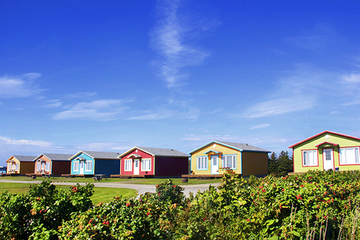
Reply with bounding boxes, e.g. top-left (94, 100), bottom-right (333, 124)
top-left (68, 151), bottom-right (120, 177)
